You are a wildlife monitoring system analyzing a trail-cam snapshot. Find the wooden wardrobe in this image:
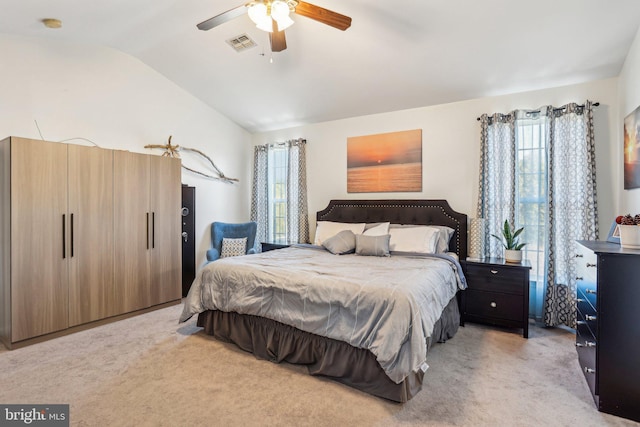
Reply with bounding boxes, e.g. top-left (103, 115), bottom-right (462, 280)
top-left (0, 136), bottom-right (181, 349)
